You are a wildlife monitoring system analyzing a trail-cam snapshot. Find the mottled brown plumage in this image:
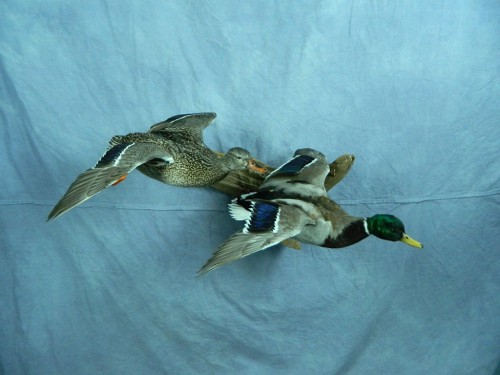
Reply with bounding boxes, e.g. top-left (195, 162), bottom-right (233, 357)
top-left (48, 112), bottom-right (265, 220)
